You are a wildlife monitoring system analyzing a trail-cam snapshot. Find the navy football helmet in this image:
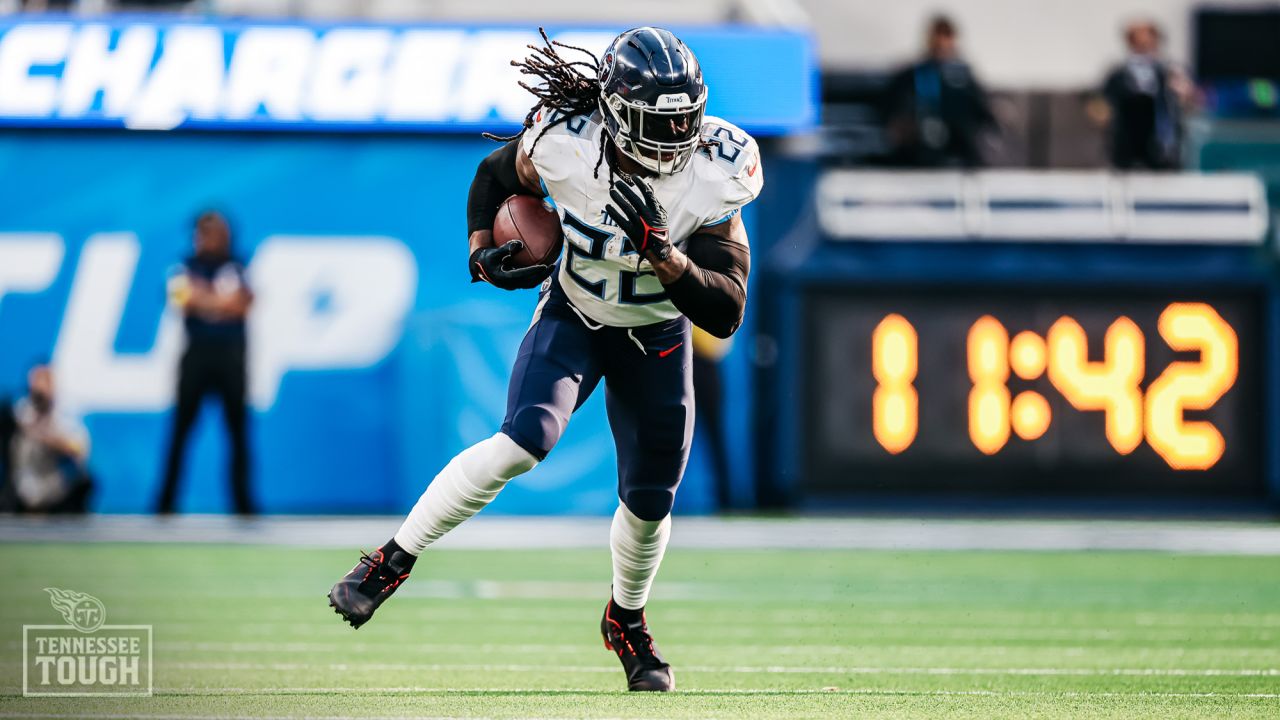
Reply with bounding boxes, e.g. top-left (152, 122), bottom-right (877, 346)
top-left (598, 27), bottom-right (707, 175)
